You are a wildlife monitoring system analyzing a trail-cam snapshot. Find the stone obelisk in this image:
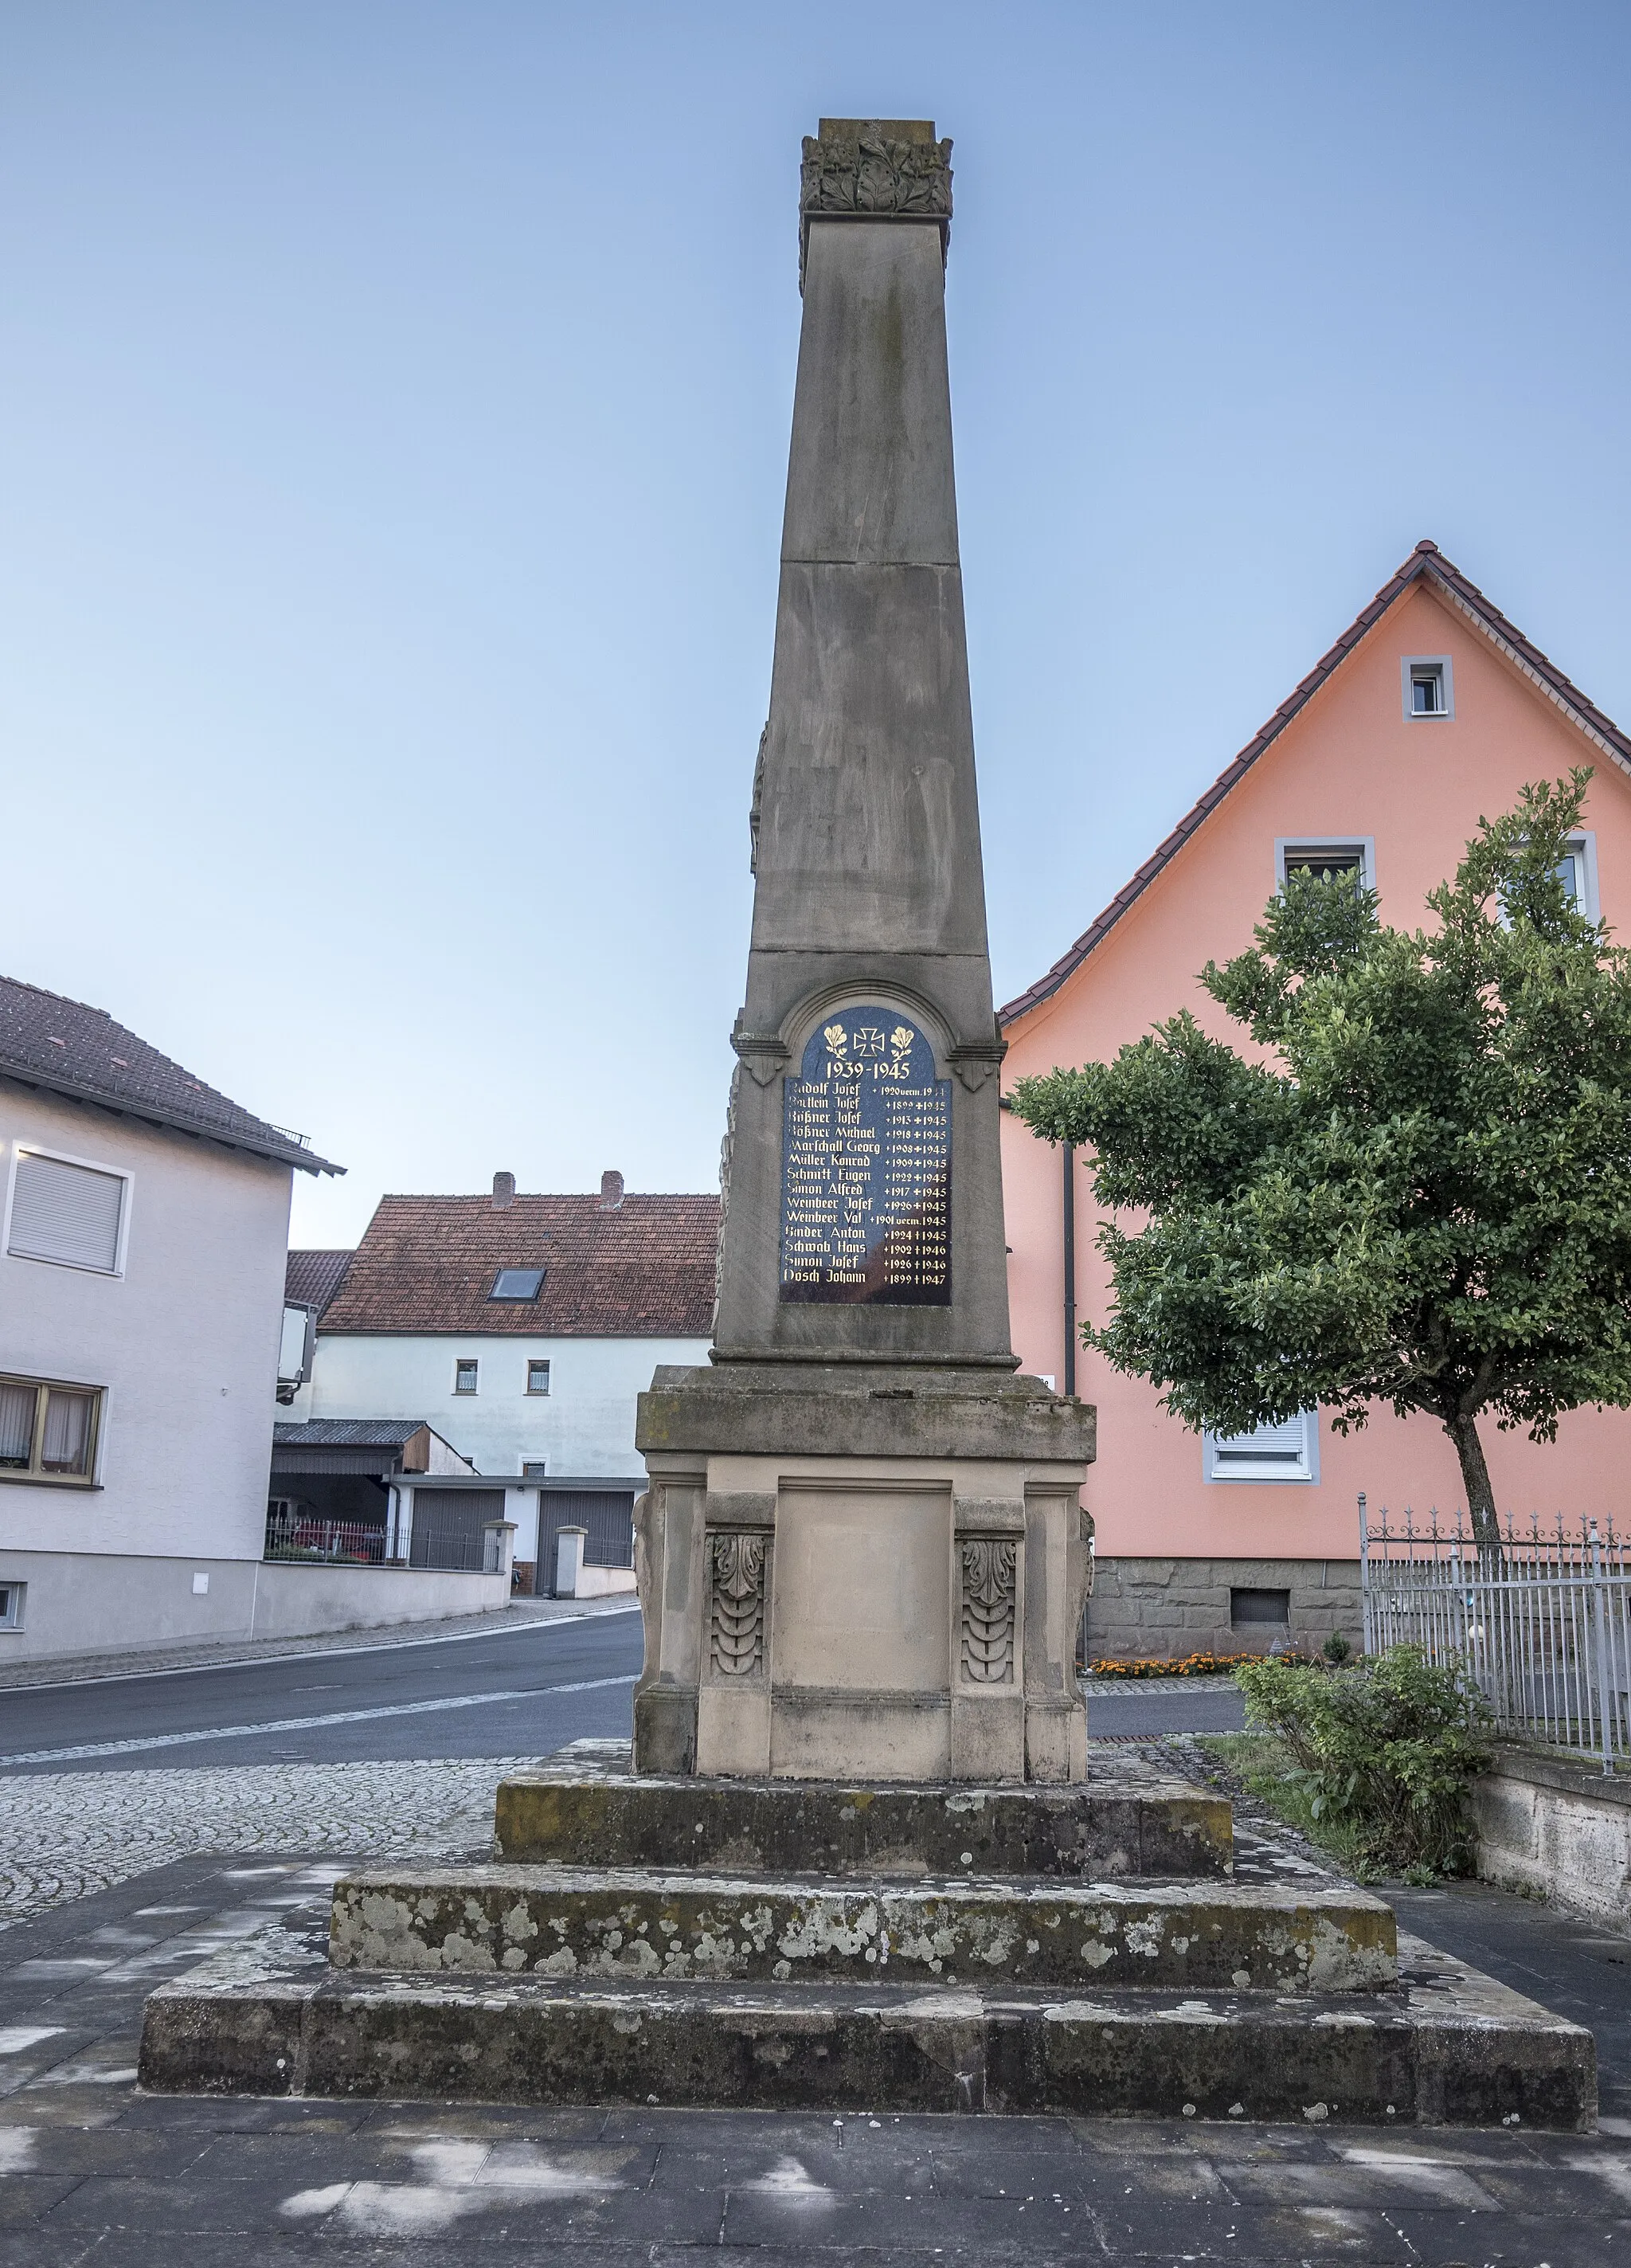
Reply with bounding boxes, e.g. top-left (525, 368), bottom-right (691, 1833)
top-left (634, 120), bottom-right (1094, 1784)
